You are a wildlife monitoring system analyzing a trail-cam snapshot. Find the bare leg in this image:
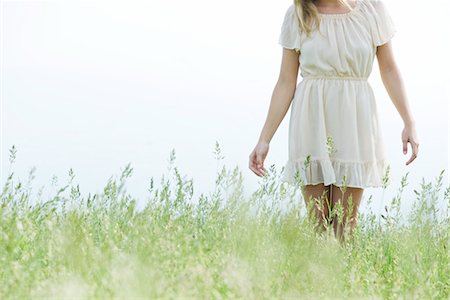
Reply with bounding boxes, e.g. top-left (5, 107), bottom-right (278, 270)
top-left (302, 183), bottom-right (333, 233)
top-left (329, 184), bottom-right (364, 242)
